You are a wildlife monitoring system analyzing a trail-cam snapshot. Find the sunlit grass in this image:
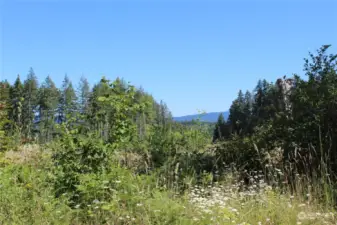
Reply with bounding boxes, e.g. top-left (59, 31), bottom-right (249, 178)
top-left (0, 144), bottom-right (336, 225)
